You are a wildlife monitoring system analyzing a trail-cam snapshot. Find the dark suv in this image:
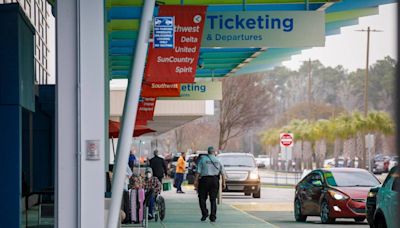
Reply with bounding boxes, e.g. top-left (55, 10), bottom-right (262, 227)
top-left (218, 153), bottom-right (261, 198)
